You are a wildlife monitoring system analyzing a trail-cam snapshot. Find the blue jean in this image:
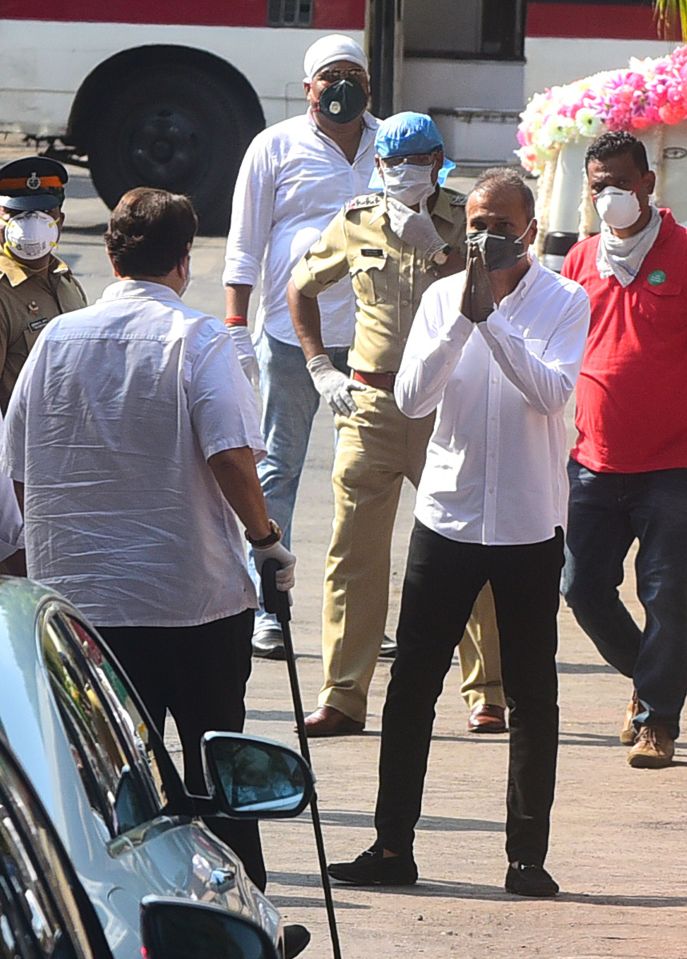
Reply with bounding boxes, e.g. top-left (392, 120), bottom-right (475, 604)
top-left (561, 459), bottom-right (687, 739)
top-left (249, 331), bottom-right (349, 634)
